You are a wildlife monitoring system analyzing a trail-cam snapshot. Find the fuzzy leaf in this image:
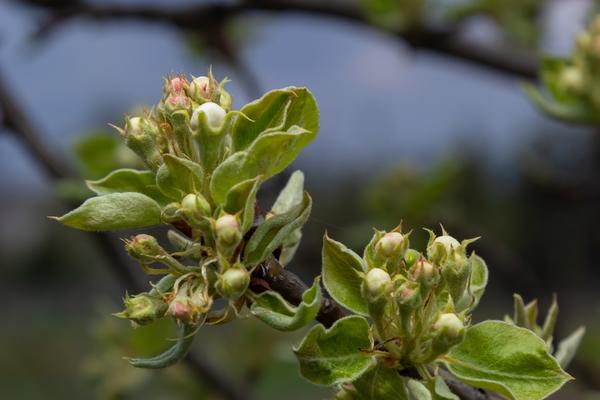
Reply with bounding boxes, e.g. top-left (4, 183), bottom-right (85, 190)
top-left (406, 379), bottom-right (431, 400)
top-left (555, 326), bottom-right (585, 369)
top-left (224, 176), bottom-right (262, 234)
top-left (445, 321), bottom-right (572, 400)
top-left (293, 315), bottom-right (375, 385)
top-left (433, 375), bottom-right (459, 400)
top-left (352, 363), bottom-right (408, 400)
top-left (251, 277), bottom-right (322, 331)
top-left (53, 192), bottom-right (161, 231)
top-left (210, 127), bottom-right (316, 204)
top-left (244, 192), bottom-right (312, 265)
top-left (322, 235), bottom-right (368, 316)
top-left (156, 154), bottom-right (203, 200)
top-left (272, 170), bottom-right (305, 213)
top-left (86, 168), bottom-right (168, 204)
top-left (232, 87), bottom-right (319, 151)
top-left (455, 255), bottom-right (488, 312)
